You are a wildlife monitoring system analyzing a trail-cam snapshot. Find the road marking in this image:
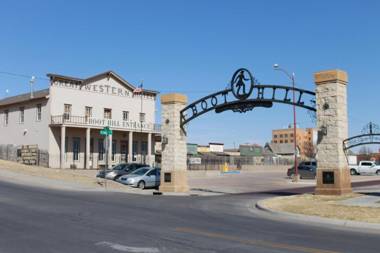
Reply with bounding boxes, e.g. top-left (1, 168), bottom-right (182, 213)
top-left (95, 241), bottom-right (160, 253)
top-left (175, 227), bottom-right (340, 253)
